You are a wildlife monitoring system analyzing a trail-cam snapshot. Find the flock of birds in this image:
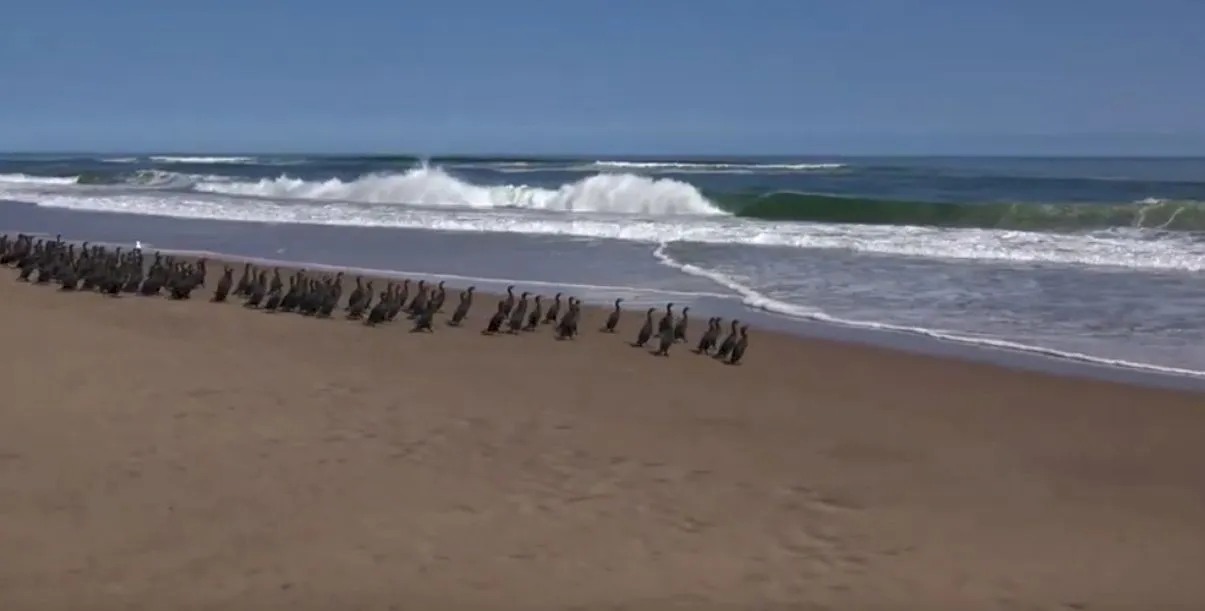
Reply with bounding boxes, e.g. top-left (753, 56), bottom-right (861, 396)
top-left (1, 233), bottom-right (751, 364)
